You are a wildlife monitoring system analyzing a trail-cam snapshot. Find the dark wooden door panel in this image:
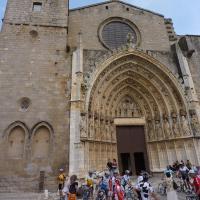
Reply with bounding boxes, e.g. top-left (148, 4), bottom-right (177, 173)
top-left (116, 126), bottom-right (149, 174)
